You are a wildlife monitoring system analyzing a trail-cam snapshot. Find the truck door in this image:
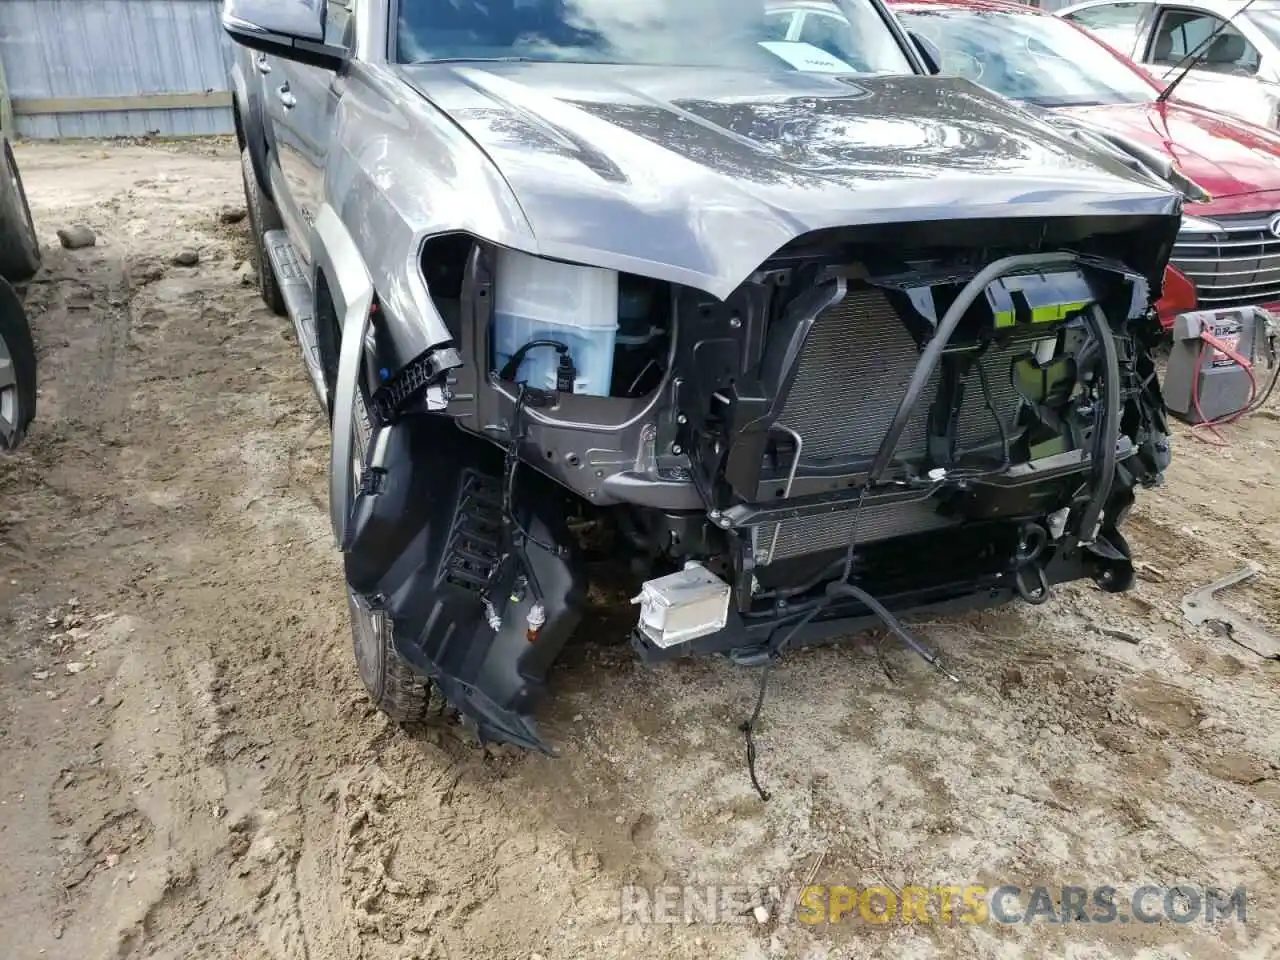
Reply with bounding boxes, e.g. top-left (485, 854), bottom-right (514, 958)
top-left (261, 0), bottom-right (353, 261)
